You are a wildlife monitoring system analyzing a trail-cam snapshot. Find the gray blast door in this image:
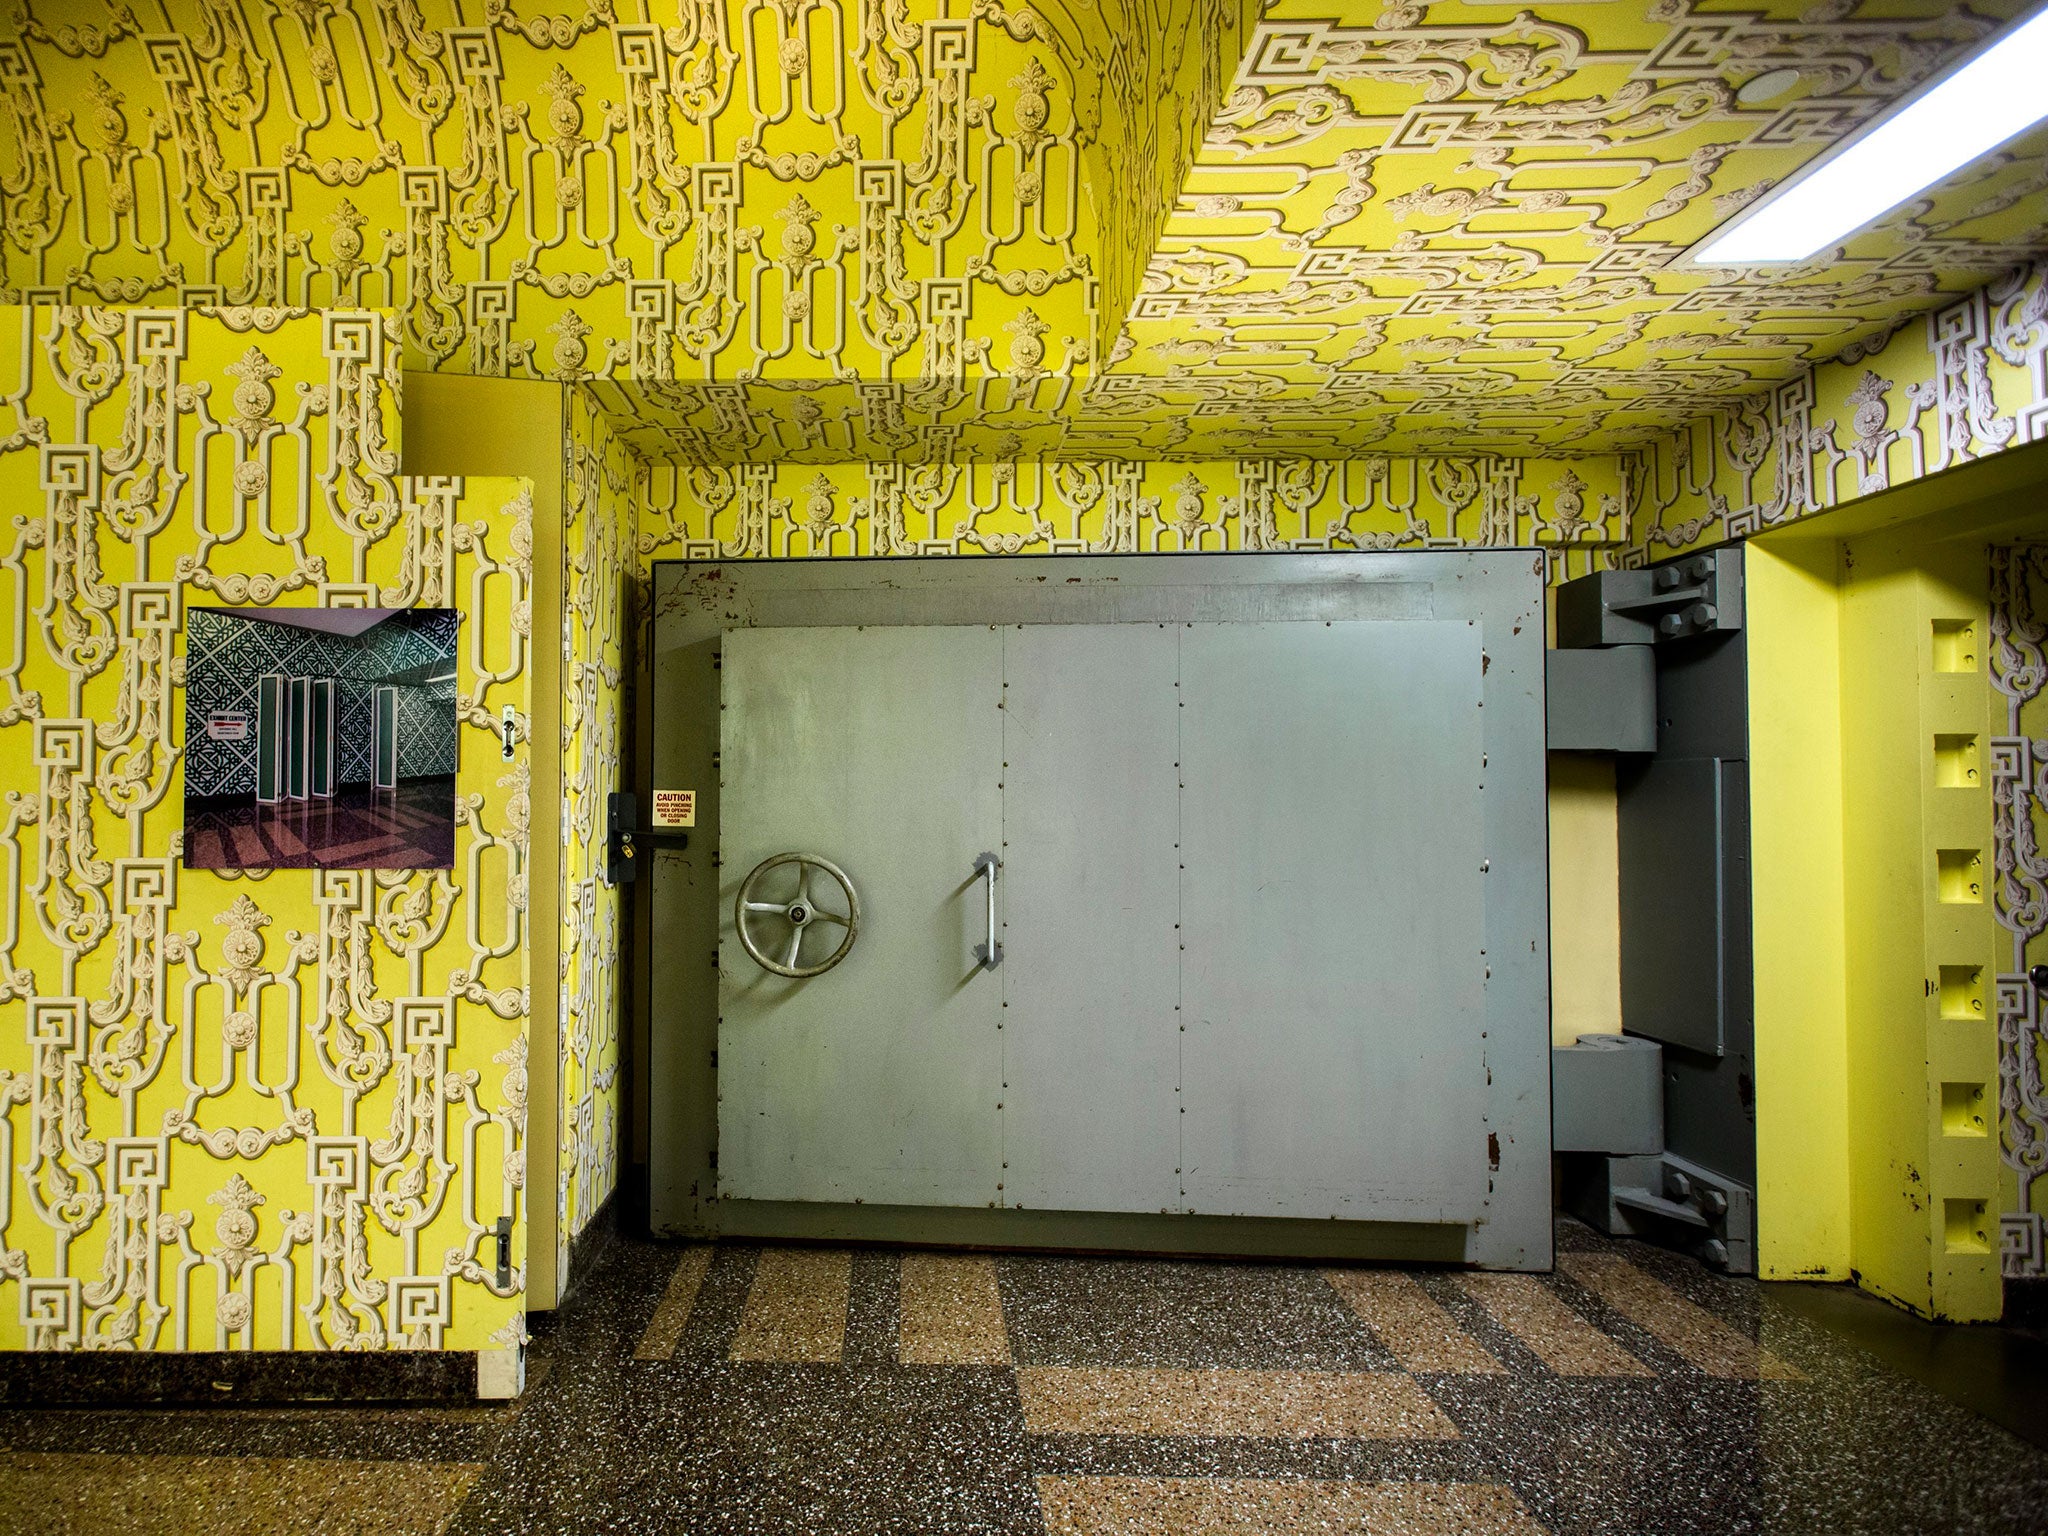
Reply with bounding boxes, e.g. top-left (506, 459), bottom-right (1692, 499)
top-left (716, 620), bottom-right (1488, 1225)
